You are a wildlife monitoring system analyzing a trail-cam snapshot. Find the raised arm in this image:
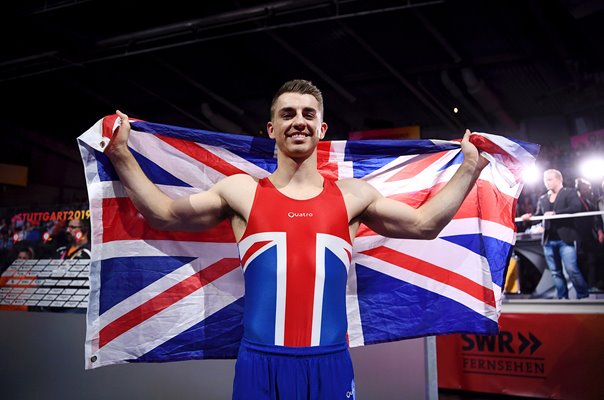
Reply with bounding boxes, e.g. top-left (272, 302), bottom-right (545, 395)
top-left (105, 111), bottom-right (230, 231)
top-left (351, 130), bottom-right (488, 239)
